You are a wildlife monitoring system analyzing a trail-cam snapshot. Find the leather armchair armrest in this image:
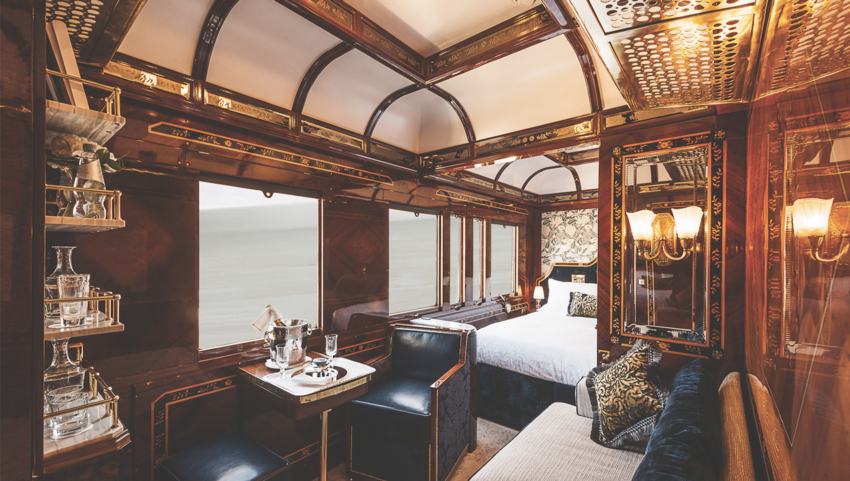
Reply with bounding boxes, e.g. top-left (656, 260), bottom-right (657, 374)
top-left (364, 351), bottom-right (392, 386)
